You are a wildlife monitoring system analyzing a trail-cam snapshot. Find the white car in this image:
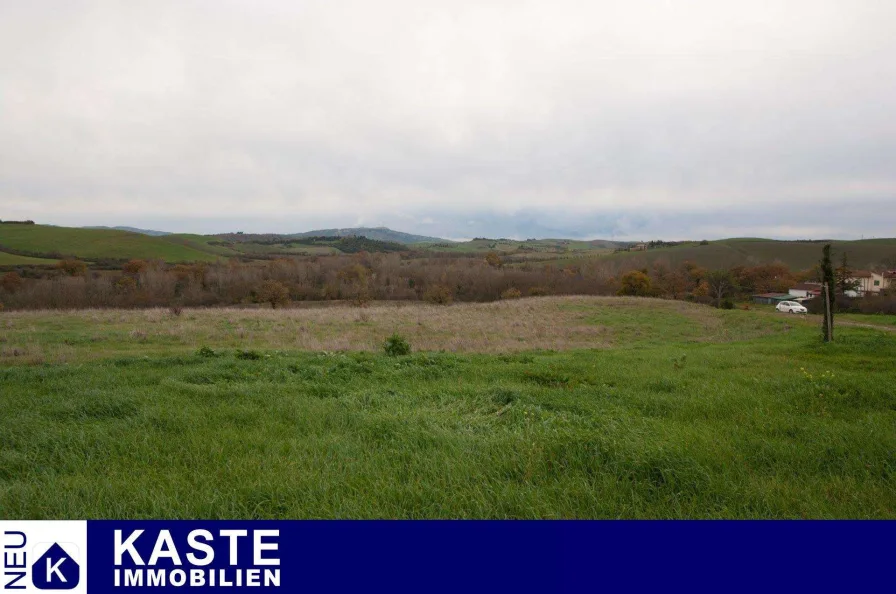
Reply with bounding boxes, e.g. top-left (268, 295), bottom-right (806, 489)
top-left (776, 301), bottom-right (807, 314)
